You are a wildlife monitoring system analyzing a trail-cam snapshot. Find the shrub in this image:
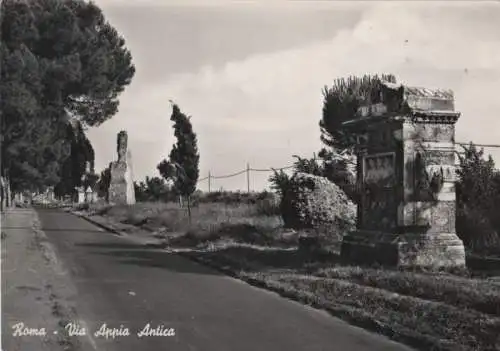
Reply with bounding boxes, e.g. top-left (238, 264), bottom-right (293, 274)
top-left (456, 144), bottom-right (500, 254)
top-left (280, 172), bottom-right (356, 232)
top-left (197, 190), bottom-right (276, 205)
top-left (457, 207), bottom-right (500, 255)
top-left (134, 176), bottom-right (175, 202)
